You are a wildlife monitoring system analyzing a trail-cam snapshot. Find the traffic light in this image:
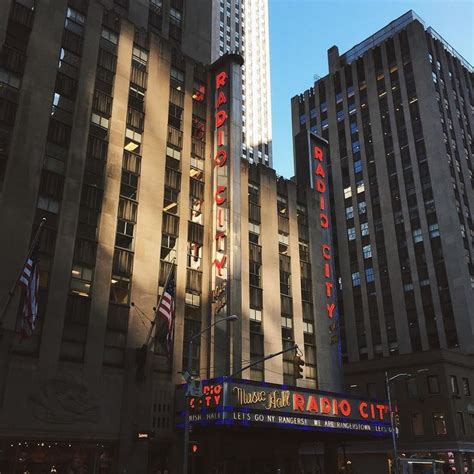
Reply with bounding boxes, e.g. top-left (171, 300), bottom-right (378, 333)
top-left (394, 412), bottom-right (401, 435)
top-left (293, 354), bottom-right (305, 379)
top-left (189, 441), bottom-right (200, 455)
